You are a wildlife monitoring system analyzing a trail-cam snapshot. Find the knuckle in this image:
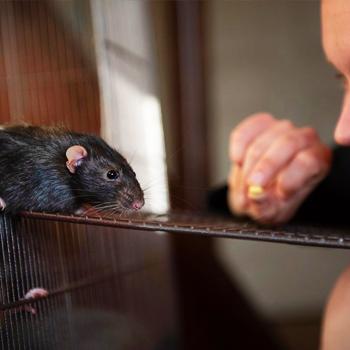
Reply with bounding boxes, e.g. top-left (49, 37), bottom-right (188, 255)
top-left (279, 119), bottom-right (294, 129)
top-left (281, 130), bottom-right (309, 151)
top-left (296, 152), bottom-right (320, 173)
top-left (302, 126), bottom-right (317, 138)
top-left (229, 129), bottom-right (238, 144)
top-left (278, 176), bottom-right (296, 196)
top-left (300, 127), bottom-right (319, 143)
top-left (249, 112), bottom-right (275, 124)
top-left (281, 133), bottom-right (298, 151)
top-left (230, 128), bottom-right (244, 147)
top-left (247, 144), bottom-right (262, 160)
top-left (259, 155), bottom-right (278, 171)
